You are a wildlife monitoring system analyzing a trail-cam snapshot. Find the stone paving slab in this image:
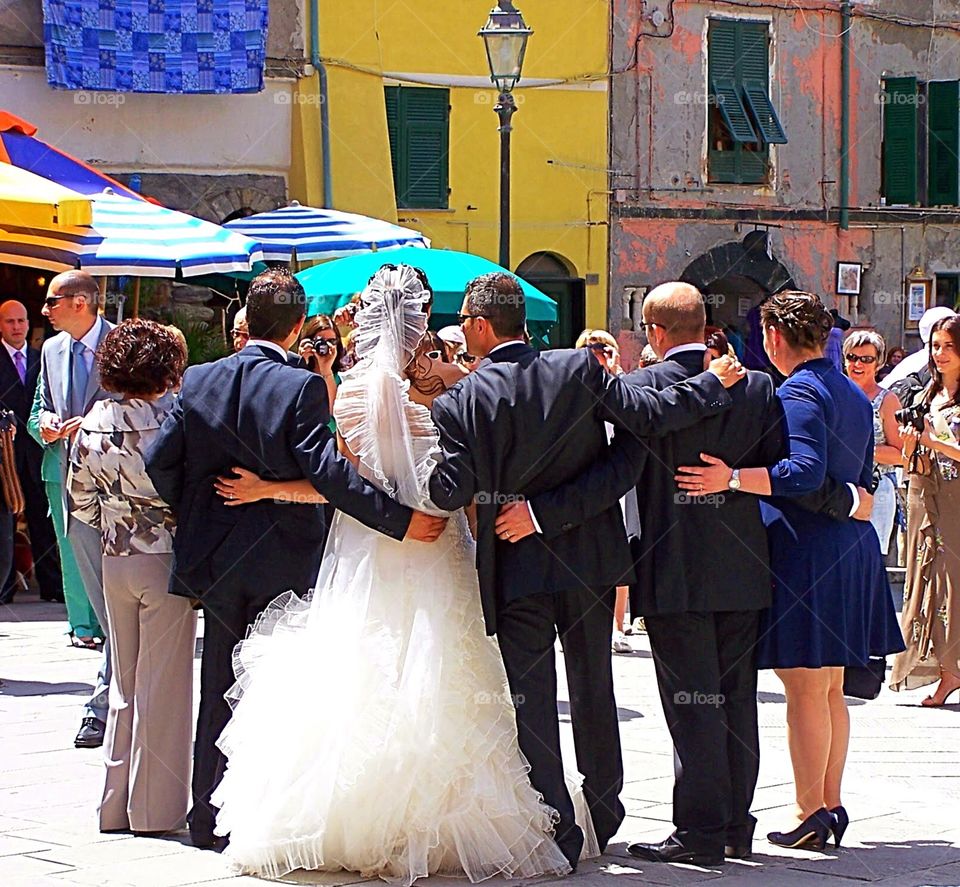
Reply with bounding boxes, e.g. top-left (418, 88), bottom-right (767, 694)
top-left (2, 597), bottom-right (959, 886)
